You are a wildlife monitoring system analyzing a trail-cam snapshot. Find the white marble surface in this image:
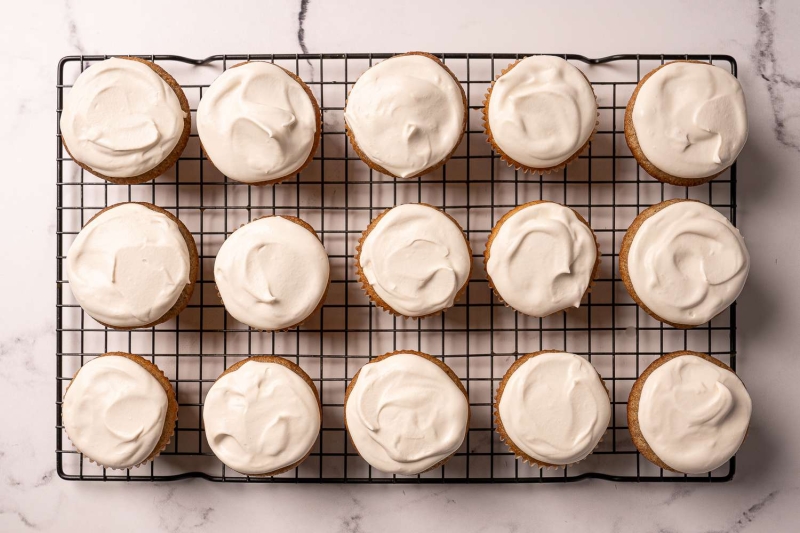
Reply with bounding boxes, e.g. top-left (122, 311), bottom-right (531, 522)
top-left (2, 0), bottom-right (800, 531)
